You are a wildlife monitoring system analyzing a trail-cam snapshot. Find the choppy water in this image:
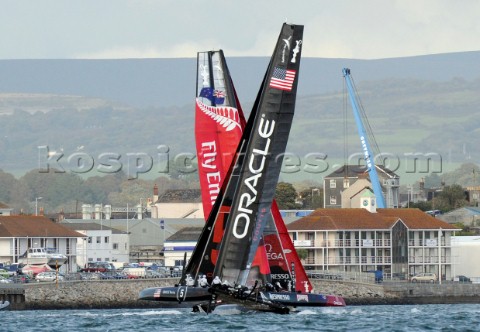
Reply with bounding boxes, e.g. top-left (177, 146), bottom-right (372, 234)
top-left (1, 304), bottom-right (480, 331)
